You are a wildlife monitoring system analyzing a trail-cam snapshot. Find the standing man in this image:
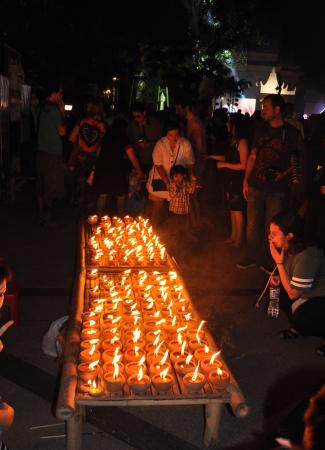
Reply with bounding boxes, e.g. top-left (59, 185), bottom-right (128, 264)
top-left (237, 94), bottom-right (303, 273)
top-left (36, 83), bottom-right (67, 226)
top-left (127, 102), bottom-right (162, 177)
